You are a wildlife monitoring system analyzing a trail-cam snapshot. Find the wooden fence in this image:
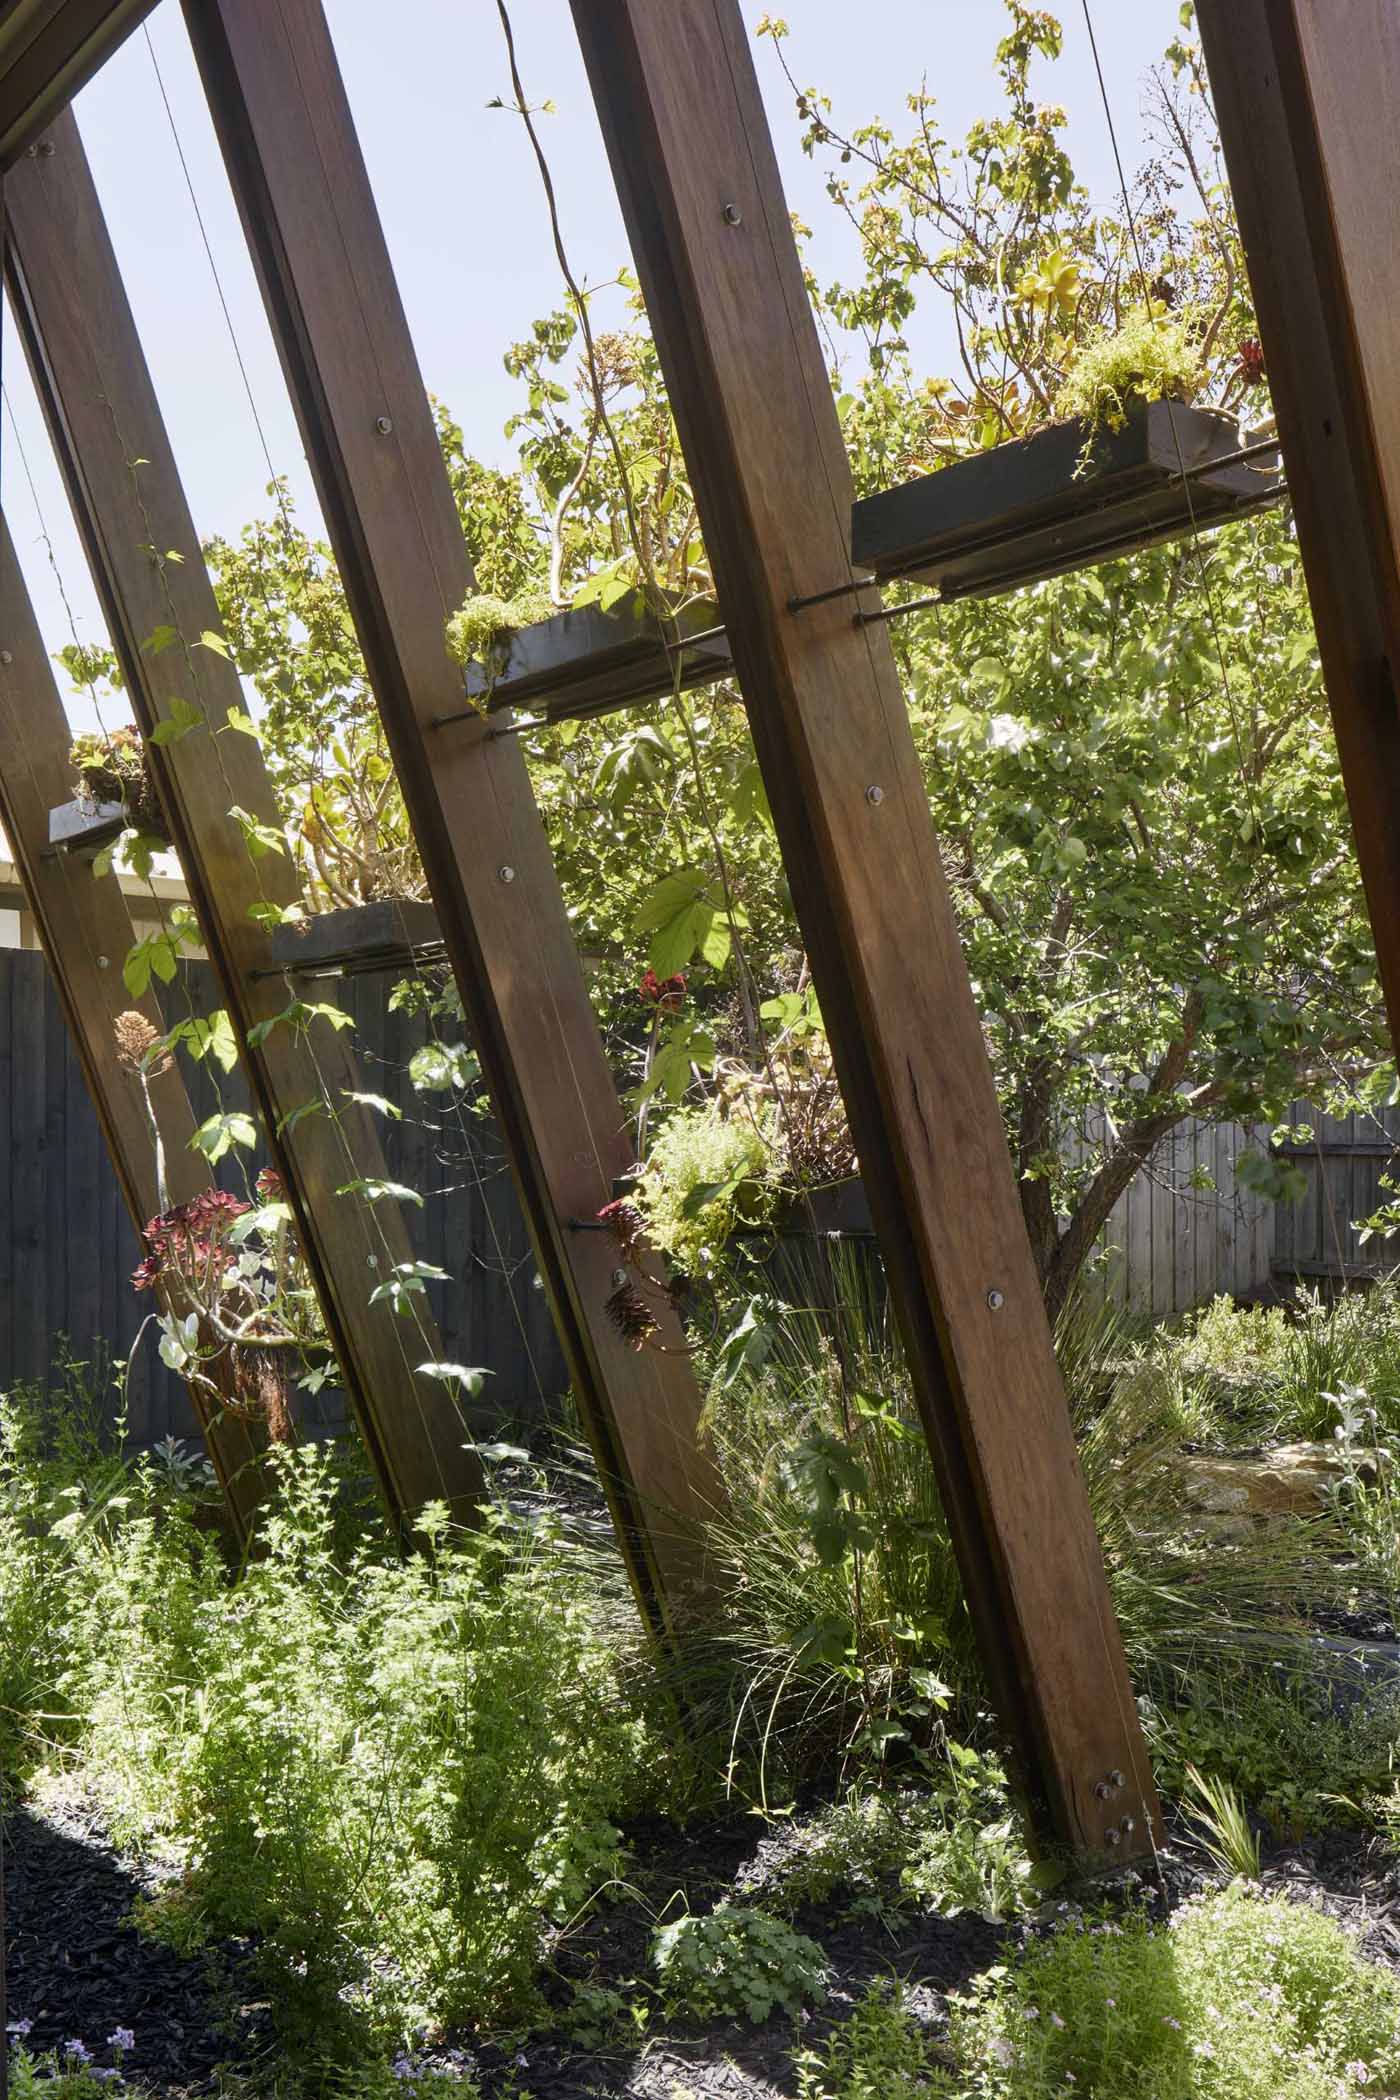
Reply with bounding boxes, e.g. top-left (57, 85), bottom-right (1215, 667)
top-left (0, 949), bottom-right (567, 1444)
top-left (2, 941), bottom-right (1399, 1441)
